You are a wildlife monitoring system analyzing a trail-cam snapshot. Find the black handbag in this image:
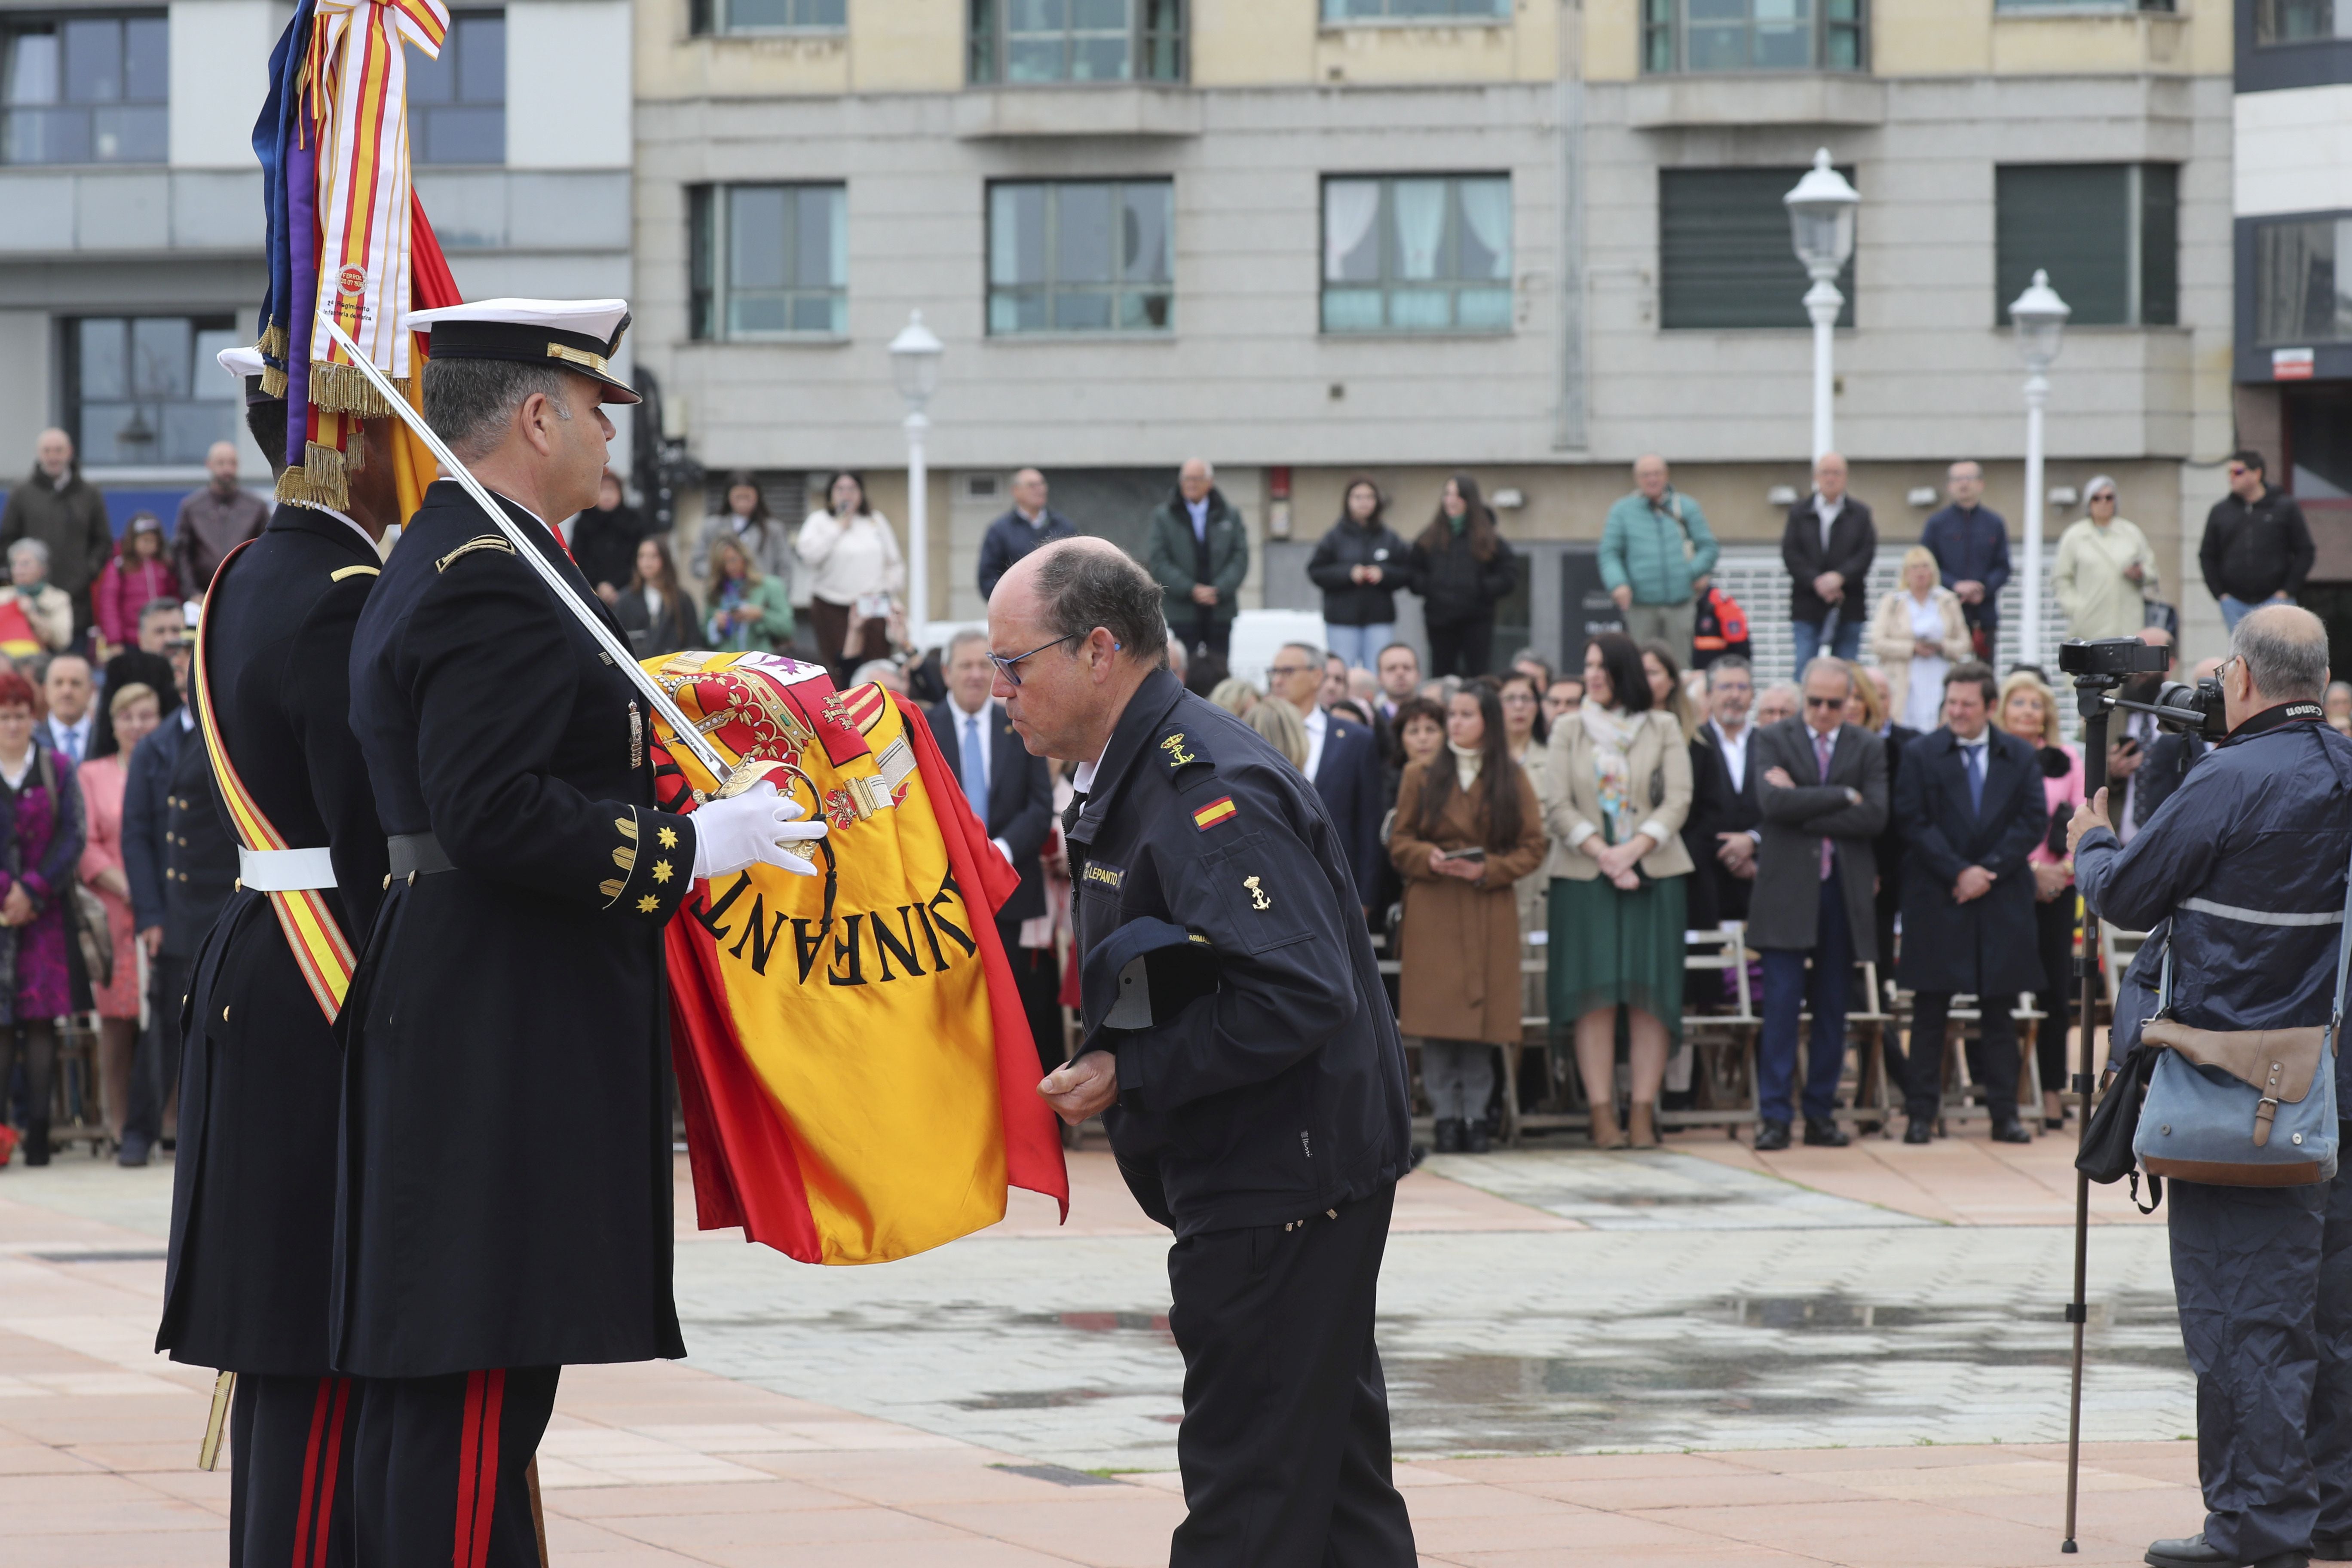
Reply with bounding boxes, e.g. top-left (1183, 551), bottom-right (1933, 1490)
top-left (2076, 1044), bottom-right (2163, 1212)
